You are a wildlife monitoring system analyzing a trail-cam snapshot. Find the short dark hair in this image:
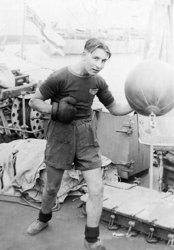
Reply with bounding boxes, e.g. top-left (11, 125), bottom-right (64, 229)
top-left (84, 38), bottom-right (111, 58)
